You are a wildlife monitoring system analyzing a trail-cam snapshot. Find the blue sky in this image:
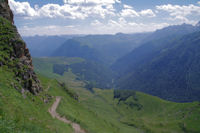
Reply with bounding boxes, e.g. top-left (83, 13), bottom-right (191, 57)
top-left (9, 0), bottom-right (200, 36)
